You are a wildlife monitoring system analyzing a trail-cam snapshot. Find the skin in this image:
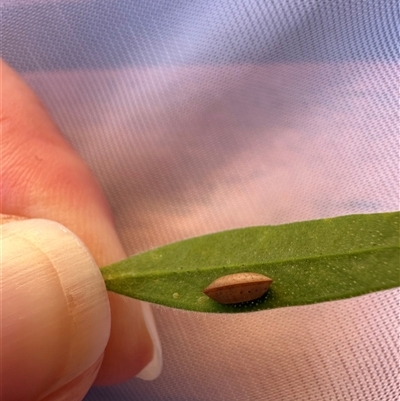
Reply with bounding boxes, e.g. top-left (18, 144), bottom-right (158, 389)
top-left (1, 59), bottom-right (153, 399)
